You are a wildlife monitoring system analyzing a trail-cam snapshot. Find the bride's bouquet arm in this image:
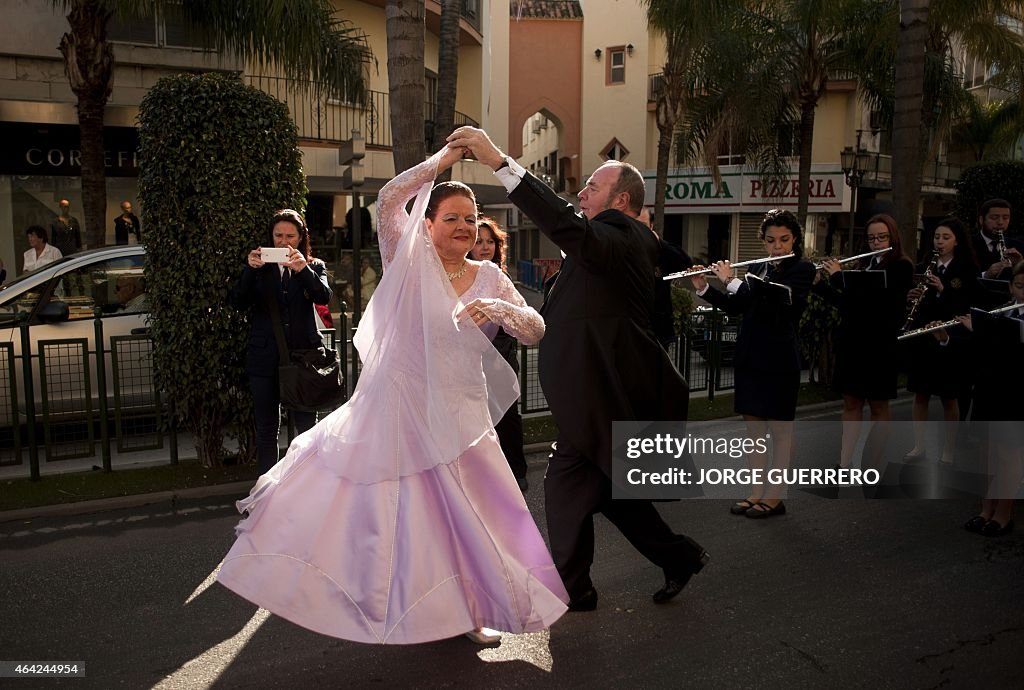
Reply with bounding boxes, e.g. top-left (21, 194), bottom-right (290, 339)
top-left (376, 146), bottom-right (466, 268)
